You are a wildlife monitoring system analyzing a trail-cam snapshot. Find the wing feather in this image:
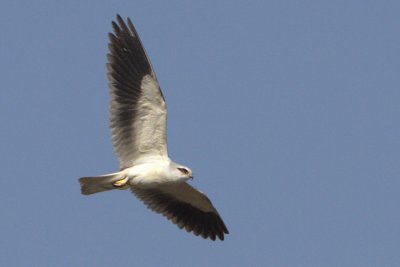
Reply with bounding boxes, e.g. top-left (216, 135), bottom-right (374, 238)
top-left (108, 15), bottom-right (168, 169)
top-left (131, 183), bottom-right (229, 241)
